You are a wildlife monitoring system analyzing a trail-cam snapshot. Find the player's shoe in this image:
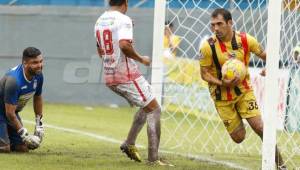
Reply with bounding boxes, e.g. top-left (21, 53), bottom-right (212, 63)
top-left (120, 143), bottom-right (142, 162)
top-left (147, 158), bottom-right (174, 167)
